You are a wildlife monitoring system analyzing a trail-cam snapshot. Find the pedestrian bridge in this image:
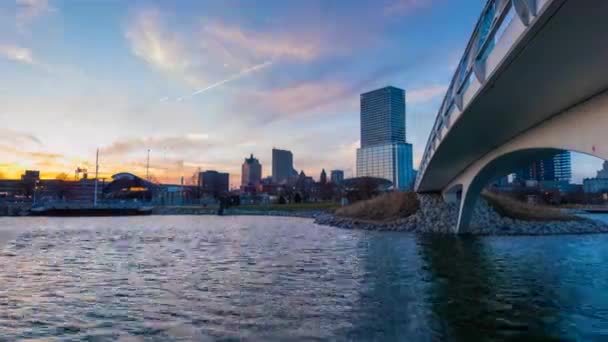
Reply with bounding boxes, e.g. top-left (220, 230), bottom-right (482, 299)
top-left (414, 0), bottom-right (608, 232)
